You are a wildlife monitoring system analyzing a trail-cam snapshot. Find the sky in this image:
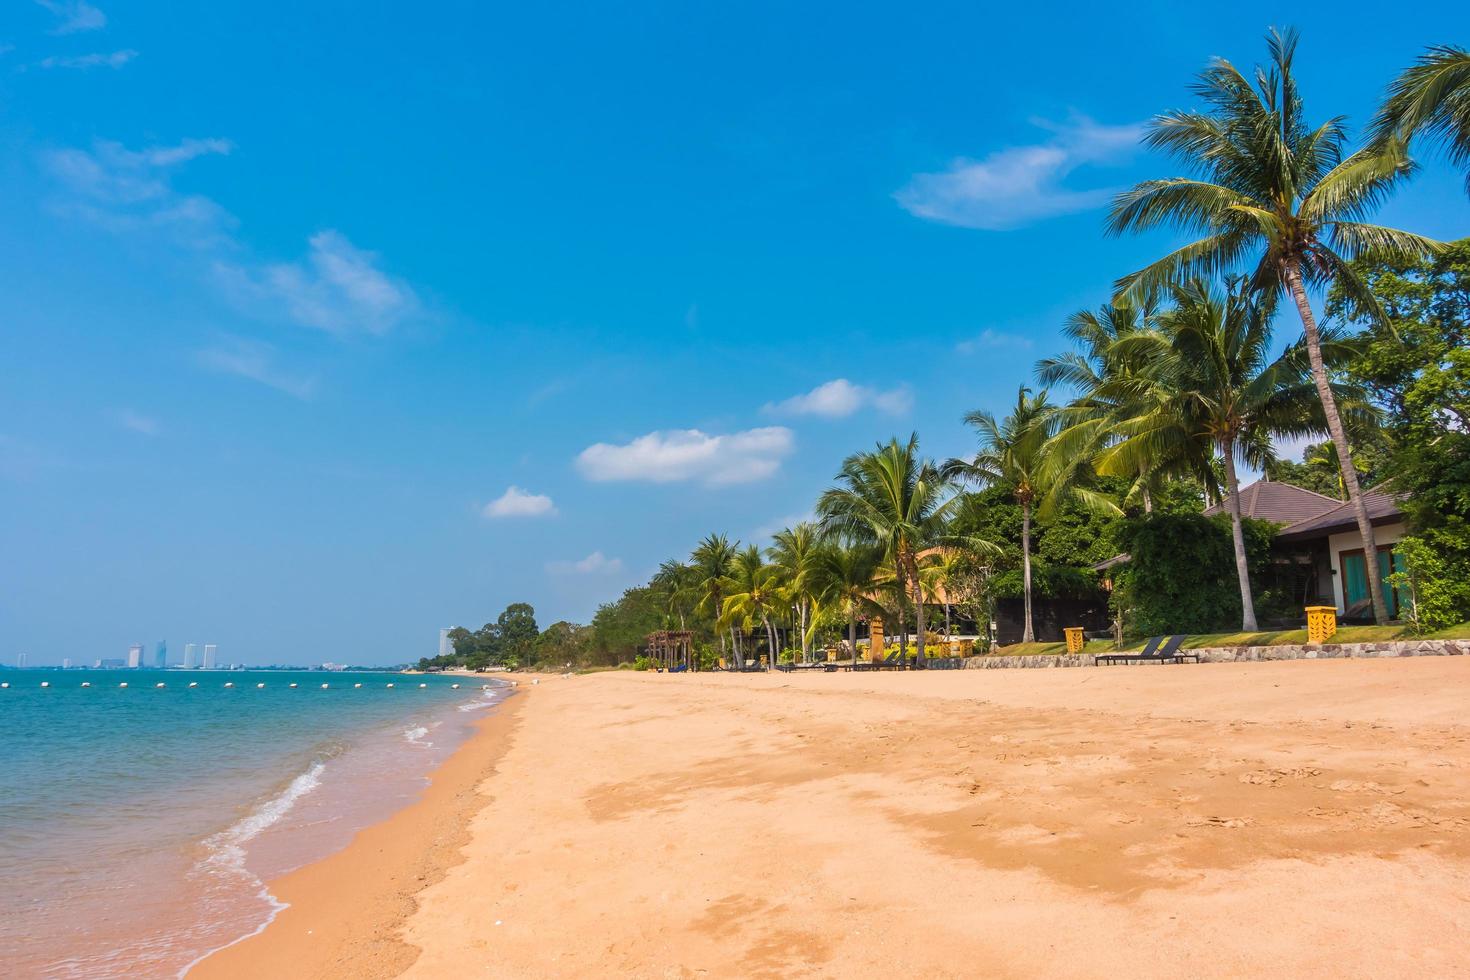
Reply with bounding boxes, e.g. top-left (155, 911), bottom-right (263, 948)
top-left (1, 2), bottom-right (1466, 665)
